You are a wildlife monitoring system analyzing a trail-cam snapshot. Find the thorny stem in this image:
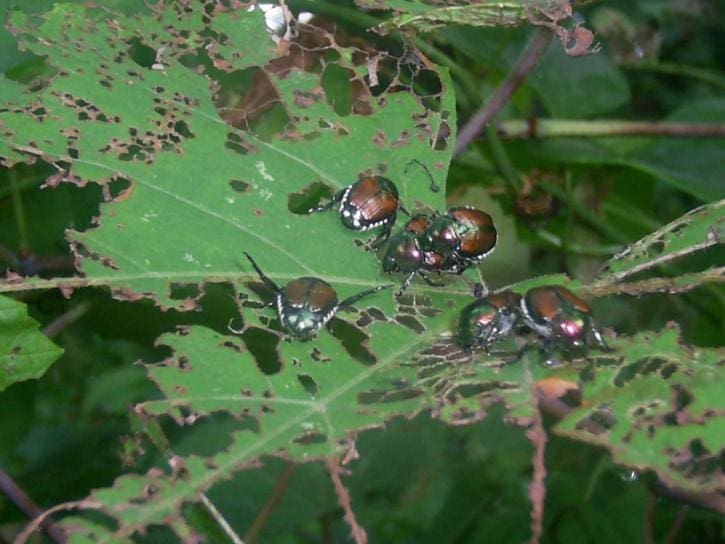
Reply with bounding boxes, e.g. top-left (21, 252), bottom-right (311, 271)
top-left (497, 119), bottom-right (725, 138)
top-left (527, 394), bottom-right (547, 544)
top-left (0, 468), bottom-right (66, 544)
top-left (454, 29), bottom-right (552, 156)
top-left (326, 457), bottom-right (368, 544)
top-left (9, 169), bottom-right (29, 251)
top-left (244, 462), bottom-right (297, 544)
top-left (201, 493), bottom-right (245, 544)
